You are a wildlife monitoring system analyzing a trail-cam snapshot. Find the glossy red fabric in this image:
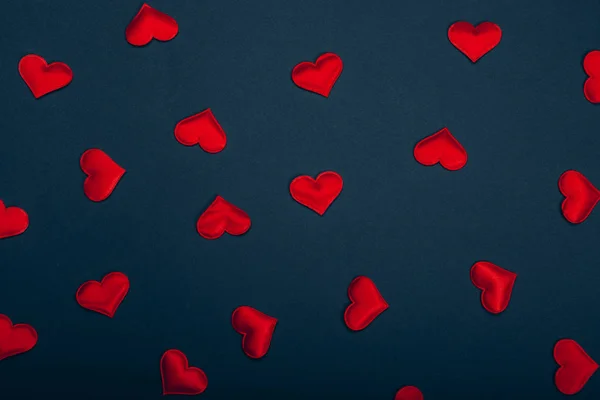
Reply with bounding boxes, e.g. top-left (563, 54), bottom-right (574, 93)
top-left (0, 314), bottom-right (37, 361)
top-left (125, 3), bottom-right (178, 47)
top-left (18, 54), bottom-right (72, 99)
top-left (559, 170), bottom-right (600, 224)
top-left (80, 149), bottom-right (126, 202)
top-left (231, 306), bottom-right (277, 359)
top-left (289, 171), bottom-right (343, 215)
top-left (0, 200), bottom-right (28, 239)
top-left (470, 261), bottom-right (516, 314)
top-left (174, 109), bottom-right (227, 153)
top-left (291, 53), bottom-right (343, 97)
top-left (395, 386), bottom-right (424, 400)
top-left (160, 349), bottom-right (208, 395)
top-left (413, 127), bottom-right (467, 170)
top-left (554, 339), bottom-right (598, 395)
top-left (448, 22), bottom-right (502, 63)
top-left (583, 50), bottom-right (600, 103)
top-left (196, 196), bottom-right (251, 239)
top-left (344, 276), bottom-right (388, 331)
top-left (76, 272), bottom-right (130, 318)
